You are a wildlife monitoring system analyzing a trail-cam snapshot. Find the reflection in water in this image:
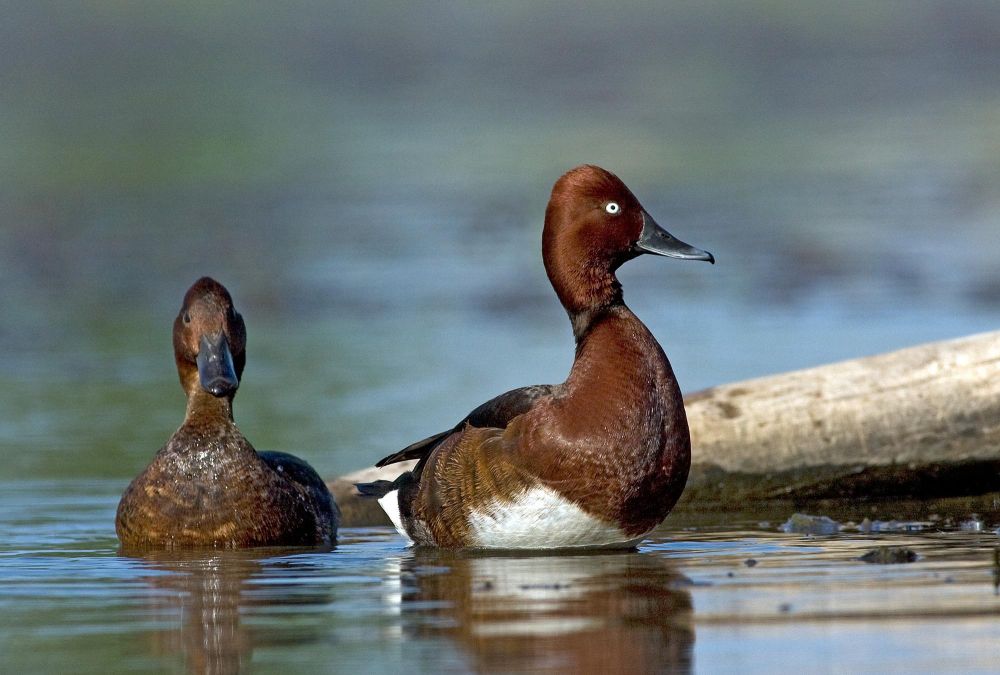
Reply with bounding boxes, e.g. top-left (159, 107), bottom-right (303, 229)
top-left (395, 550), bottom-right (694, 673)
top-left (127, 548), bottom-right (333, 675)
